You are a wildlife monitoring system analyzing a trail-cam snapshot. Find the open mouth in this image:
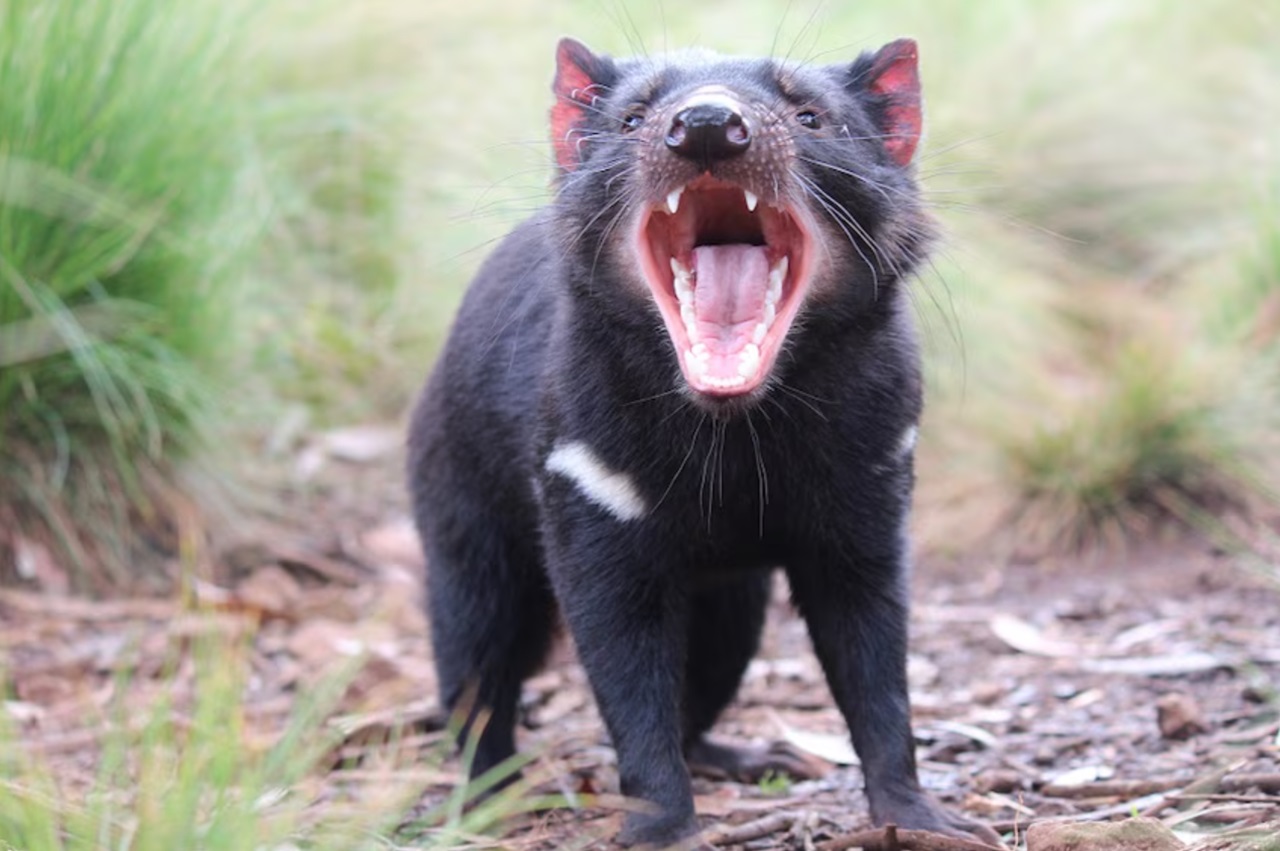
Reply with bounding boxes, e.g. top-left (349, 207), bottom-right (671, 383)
top-left (636, 175), bottom-right (812, 397)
